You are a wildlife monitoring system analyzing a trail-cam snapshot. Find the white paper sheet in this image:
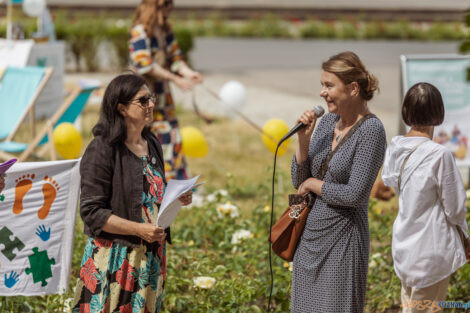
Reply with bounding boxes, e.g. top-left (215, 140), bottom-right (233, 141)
top-left (157, 175), bottom-right (202, 228)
